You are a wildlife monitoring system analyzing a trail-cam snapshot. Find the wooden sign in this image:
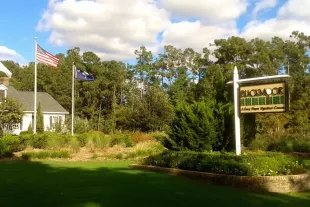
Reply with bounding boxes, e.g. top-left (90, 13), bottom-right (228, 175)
top-left (240, 82), bottom-right (288, 113)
